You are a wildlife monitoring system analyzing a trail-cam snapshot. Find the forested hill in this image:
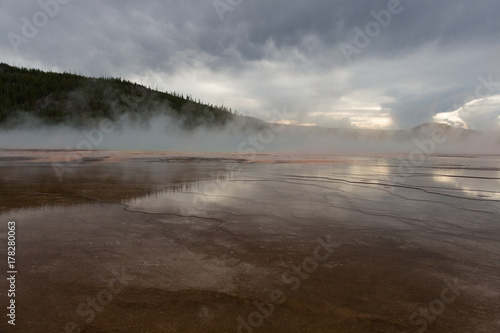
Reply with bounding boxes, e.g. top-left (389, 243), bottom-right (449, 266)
top-left (0, 63), bottom-right (235, 129)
